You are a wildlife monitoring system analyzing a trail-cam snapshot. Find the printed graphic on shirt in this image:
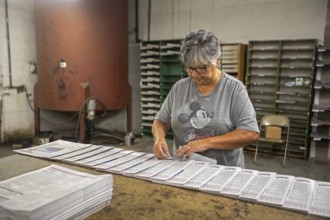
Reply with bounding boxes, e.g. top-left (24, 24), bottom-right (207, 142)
top-left (178, 100), bottom-right (215, 142)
